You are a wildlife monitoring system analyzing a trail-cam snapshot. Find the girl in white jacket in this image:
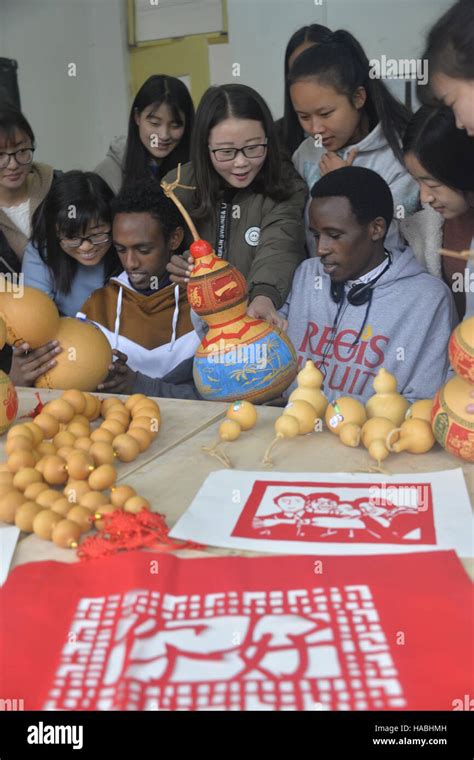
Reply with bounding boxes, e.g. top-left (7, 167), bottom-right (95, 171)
top-left (402, 105), bottom-right (474, 321)
top-left (289, 30), bottom-right (419, 252)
